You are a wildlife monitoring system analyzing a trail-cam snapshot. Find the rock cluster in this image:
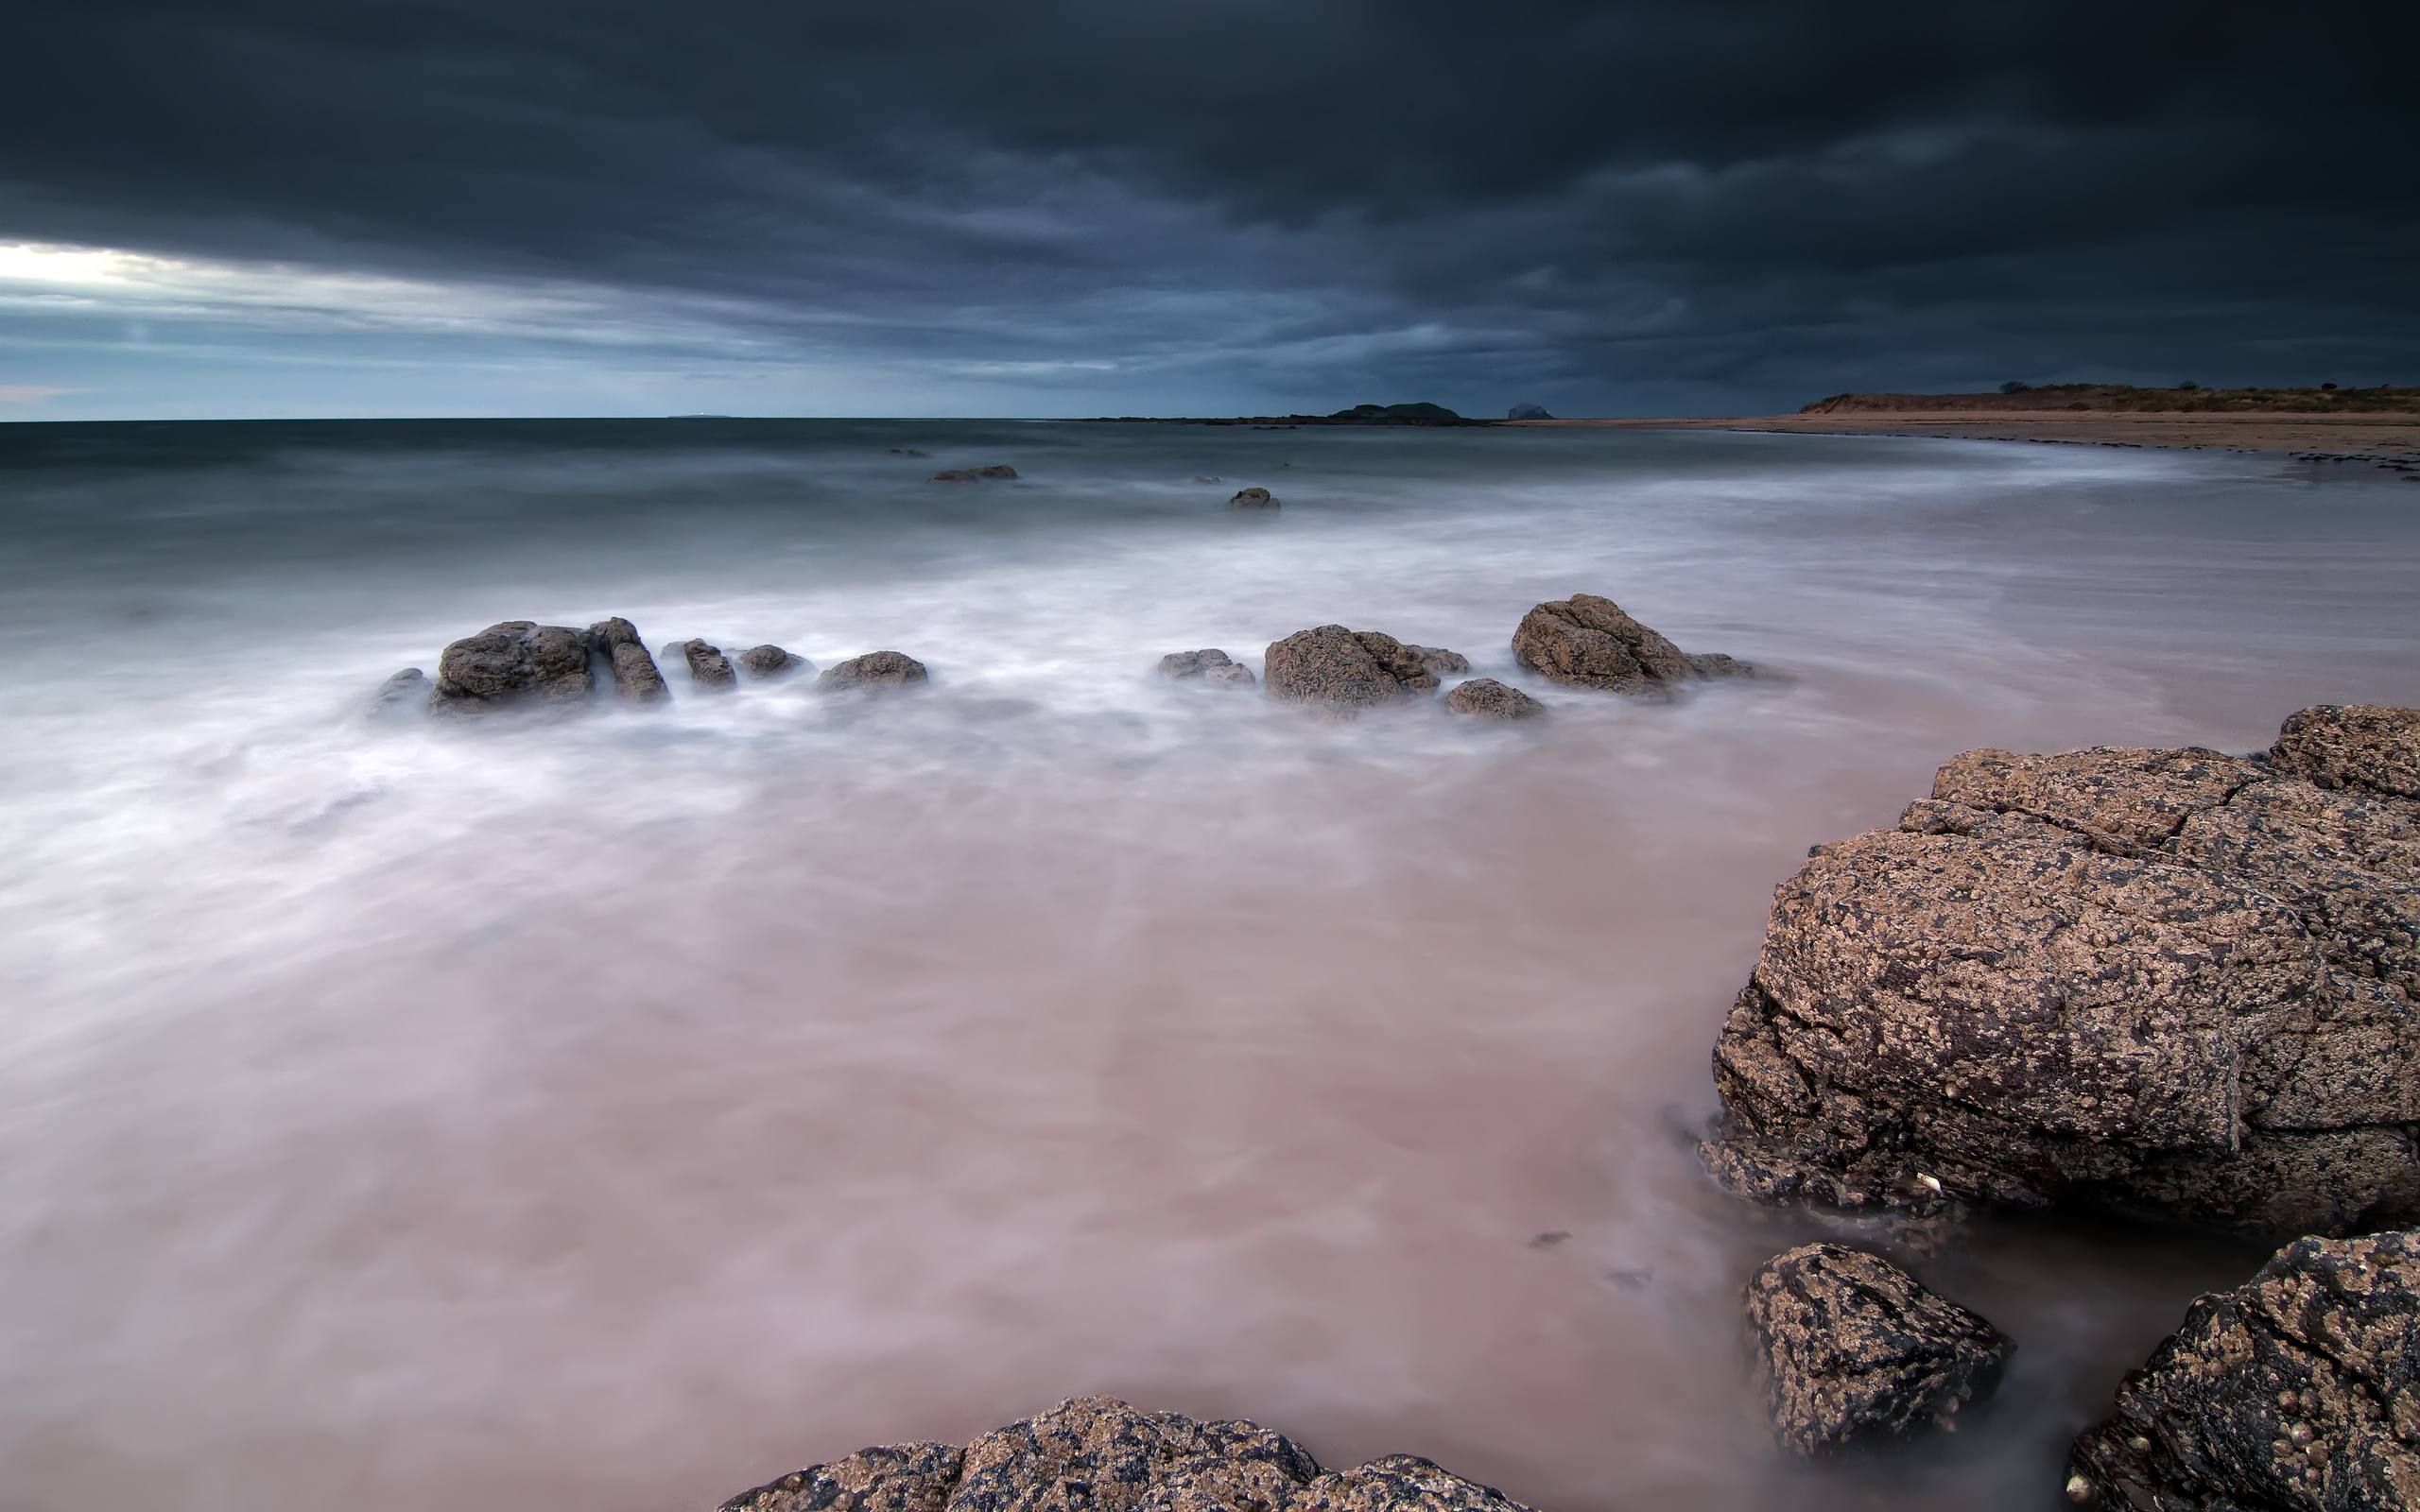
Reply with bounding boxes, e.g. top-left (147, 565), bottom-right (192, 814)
top-left (1703, 707), bottom-right (2420, 1236)
top-left (1159, 649), bottom-right (1257, 689)
top-left (1510, 594), bottom-right (1749, 697)
top-left (1745, 1244), bottom-right (2011, 1456)
top-left (818, 650), bottom-right (930, 693)
top-left (397, 619), bottom-right (891, 715)
top-left (719, 1397), bottom-right (1536, 1512)
top-left (2066, 1230), bottom-right (2420, 1510)
top-left (1230, 487), bottom-right (1280, 507)
top-left (1263, 627), bottom-right (1468, 709)
top-left (933, 465), bottom-right (1018, 482)
top-left (1443, 679), bottom-right (1544, 720)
